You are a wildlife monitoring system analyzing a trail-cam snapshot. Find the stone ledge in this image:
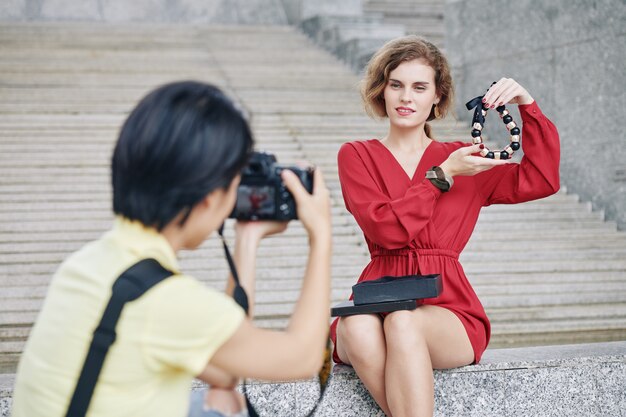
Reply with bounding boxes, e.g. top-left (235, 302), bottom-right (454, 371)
top-left (3, 342), bottom-right (624, 416)
top-left (238, 341), bottom-right (626, 416)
